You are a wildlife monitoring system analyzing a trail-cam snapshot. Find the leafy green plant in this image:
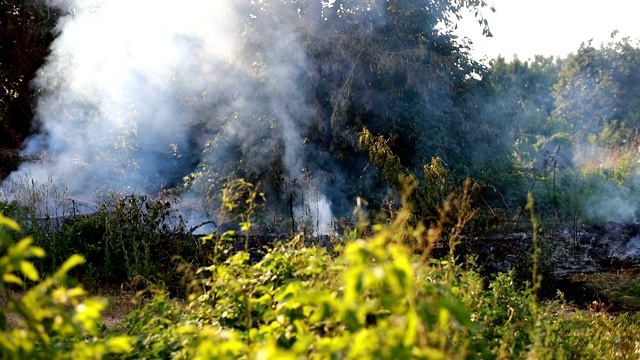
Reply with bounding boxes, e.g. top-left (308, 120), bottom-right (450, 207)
top-left (61, 193), bottom-right (201, 288)
top-left (119, 179), bottom-right (491, 358)
top-left (0, 212), bottom-right (134, 359)
top-left (0, 186), bottom-right (204, 289)
top-left (4, 171), bottom-right (640, 359)
top-left (359, 128), bottom-right (480, 229)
